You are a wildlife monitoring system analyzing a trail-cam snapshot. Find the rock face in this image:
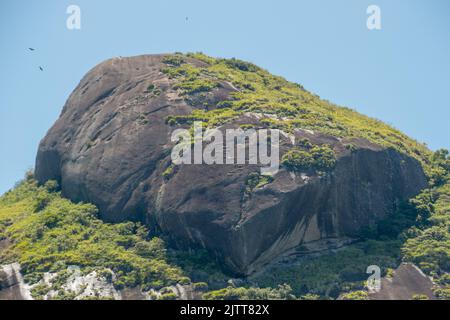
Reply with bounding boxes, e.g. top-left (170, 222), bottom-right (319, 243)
top-left (369, 263), bottom-right (436, 300)
top-left (0, 263), bottom-right (31, 300)
top-left (35, 54), bottom-right (427, 275)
